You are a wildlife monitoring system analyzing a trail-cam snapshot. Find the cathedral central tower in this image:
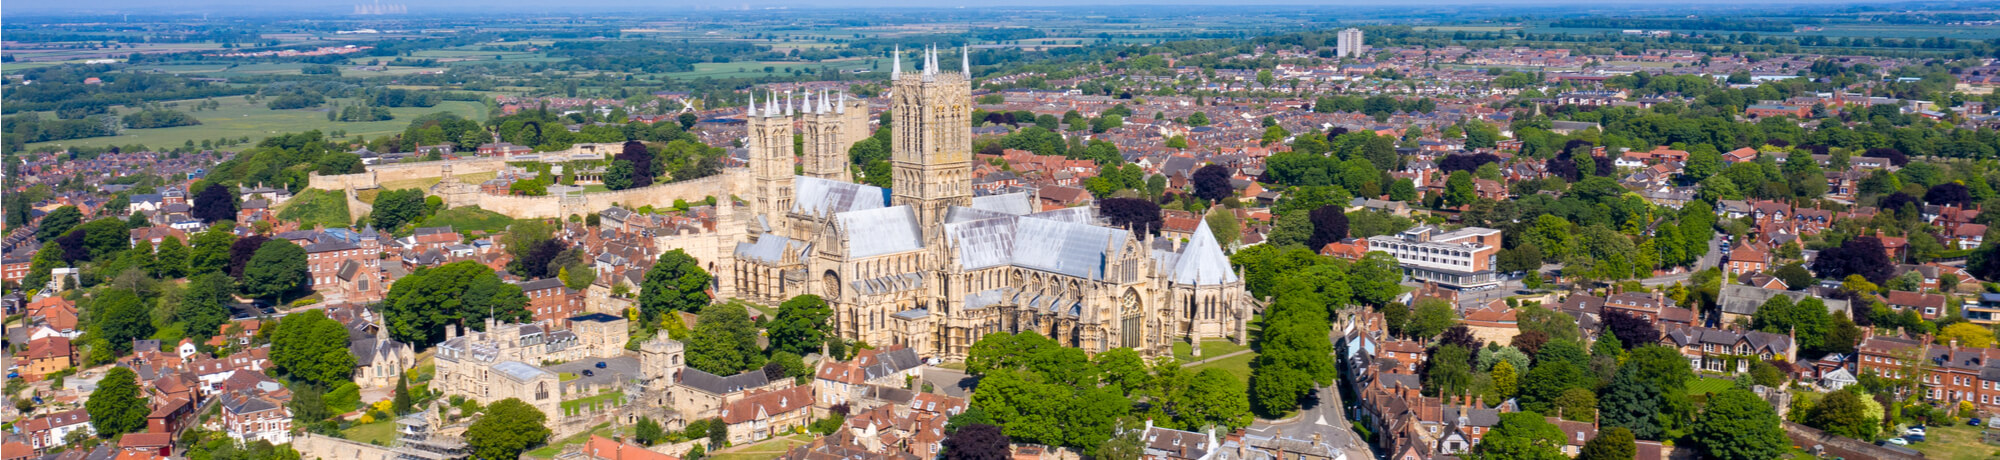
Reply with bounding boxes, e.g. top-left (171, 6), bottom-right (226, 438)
top-left (890, 46), bottom-right (974, 245)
